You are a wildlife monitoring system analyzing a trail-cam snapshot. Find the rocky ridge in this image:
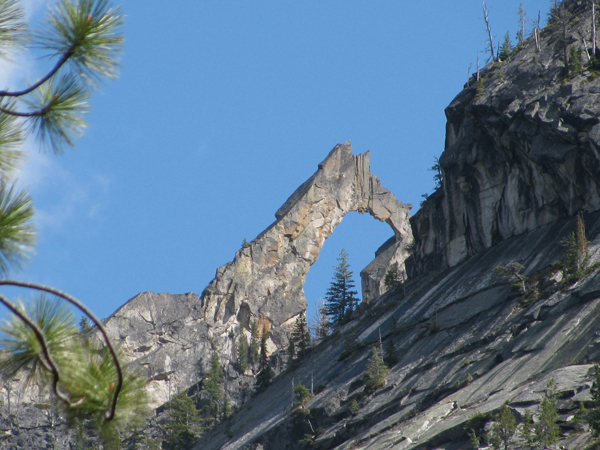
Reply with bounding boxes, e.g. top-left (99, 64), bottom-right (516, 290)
top-left (101, 142), bottom-right (412, 408)
top-left (4, 1), bottom-right (600, 449)
top-left (192, 1), bottom-right (600, 448)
